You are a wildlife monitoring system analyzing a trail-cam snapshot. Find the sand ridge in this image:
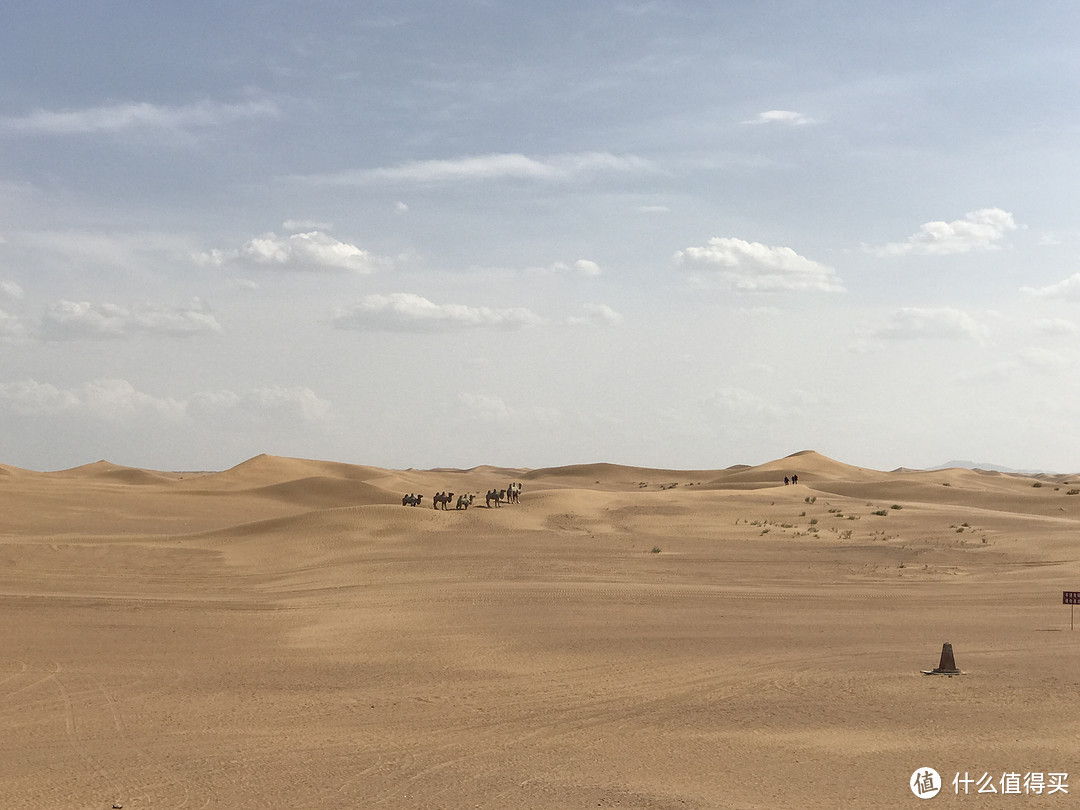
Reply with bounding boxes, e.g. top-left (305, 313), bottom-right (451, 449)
top-left (1, 450), bottom-right (1079, 807)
